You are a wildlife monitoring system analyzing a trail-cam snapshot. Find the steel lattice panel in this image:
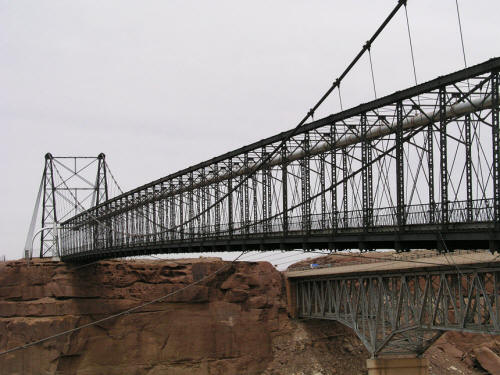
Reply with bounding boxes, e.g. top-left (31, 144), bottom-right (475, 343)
top-left (296, 267), bottom-right (500, 356)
